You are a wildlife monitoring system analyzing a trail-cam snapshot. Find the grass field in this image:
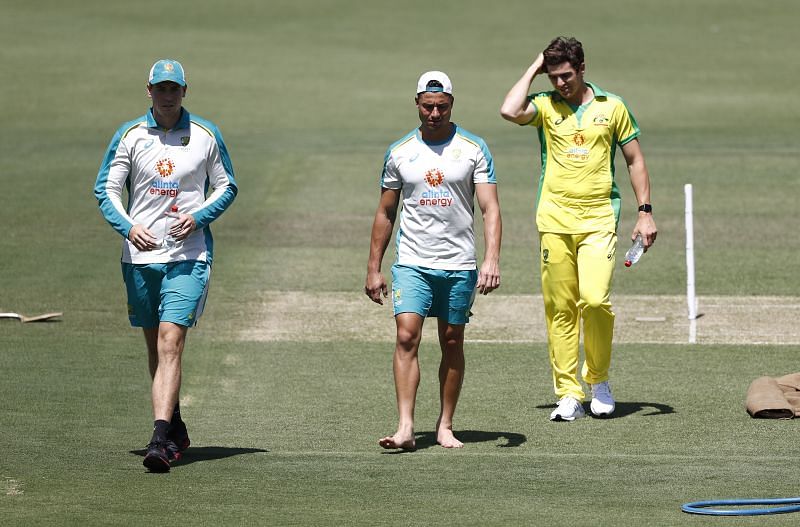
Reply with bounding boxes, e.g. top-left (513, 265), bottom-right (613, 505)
top-left (2, 0), bottom-right (800, 525)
